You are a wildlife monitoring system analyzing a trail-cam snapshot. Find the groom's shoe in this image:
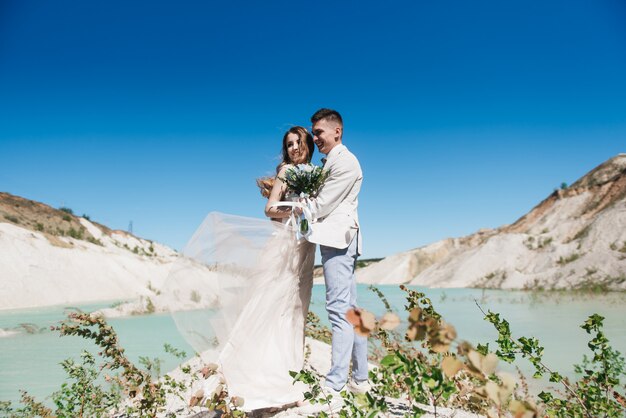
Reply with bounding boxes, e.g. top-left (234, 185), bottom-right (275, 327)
top-left (347, 378), bottom-right (371, 394)
top-left (295, 386), bottom-right (344, 415)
